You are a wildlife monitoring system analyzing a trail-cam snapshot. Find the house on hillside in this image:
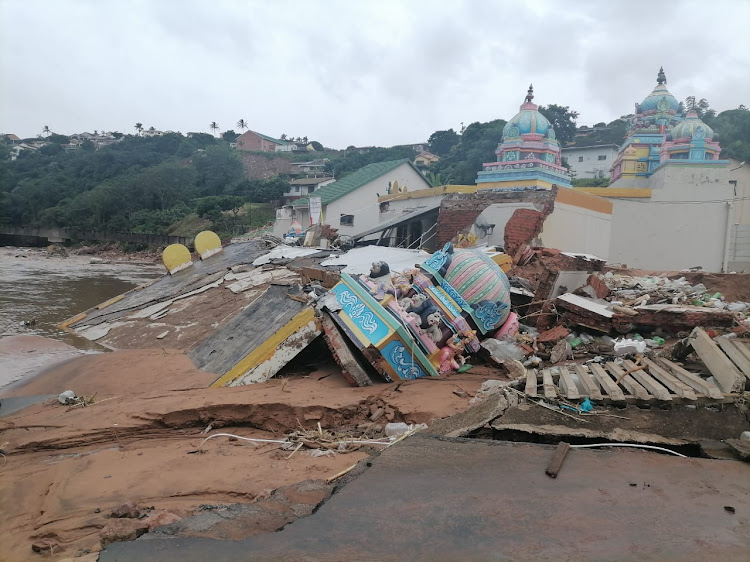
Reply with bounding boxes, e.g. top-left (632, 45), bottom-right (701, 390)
top-left (235, 130), bottom-right (294, 152)
top-left (2, 134), bottom-right (20, 144)
top-left (283, 176), bottom-right (336, 203)
top-left (561, 144), bottom-right (619, 179)
top-left (291, 159), bottom-right (330, 174)
top-left (274, 159), bottom-right (432, 240)
top-left (414, 150), bottom-right (440, 170)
